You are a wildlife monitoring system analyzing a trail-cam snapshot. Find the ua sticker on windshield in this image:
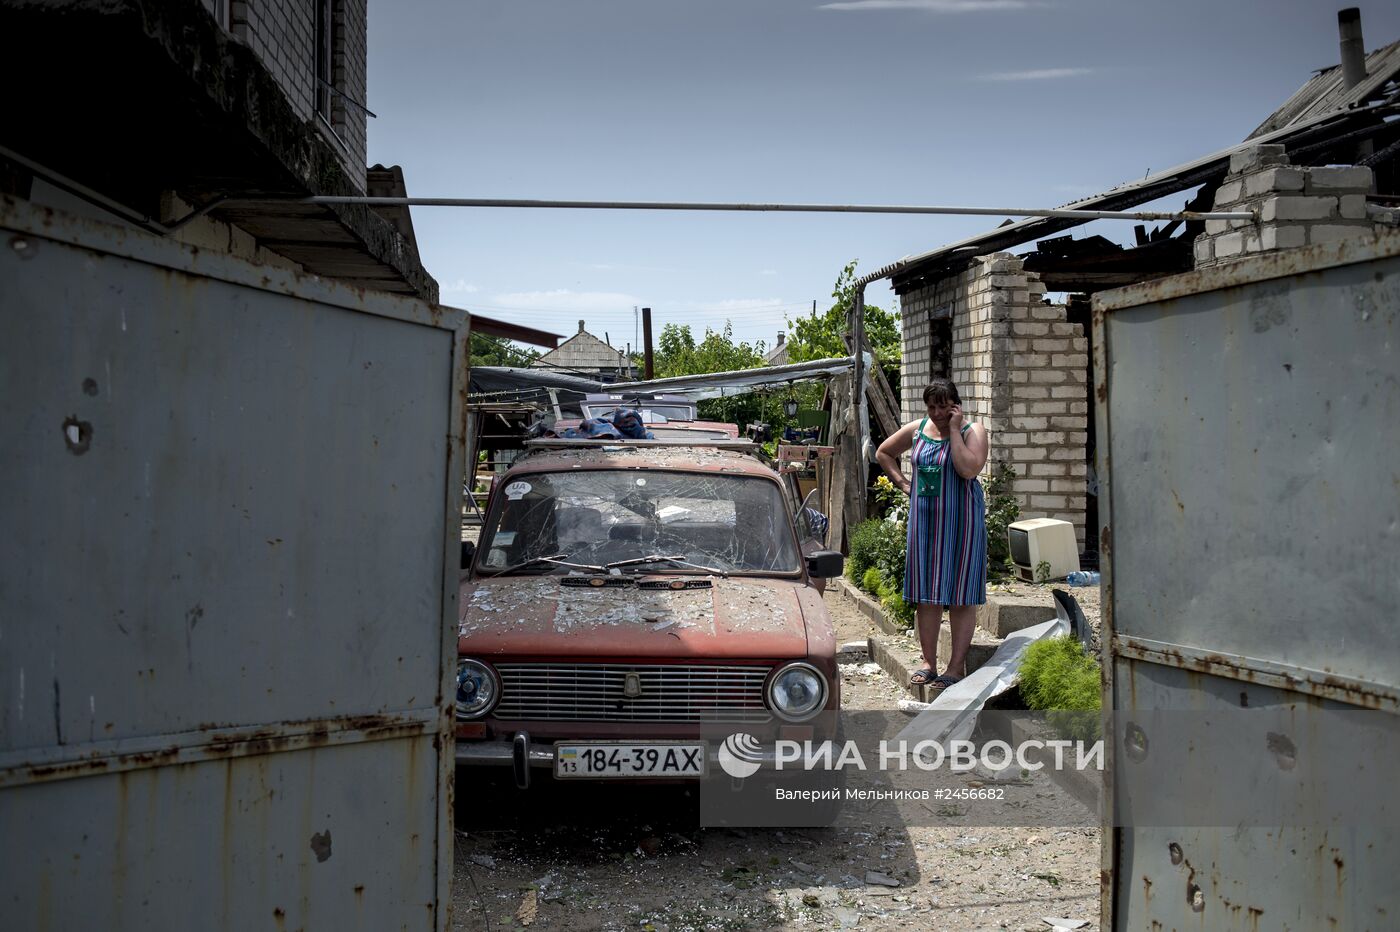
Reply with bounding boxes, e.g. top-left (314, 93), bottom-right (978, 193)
top-left (504, 481), bottom-right (532, 500)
